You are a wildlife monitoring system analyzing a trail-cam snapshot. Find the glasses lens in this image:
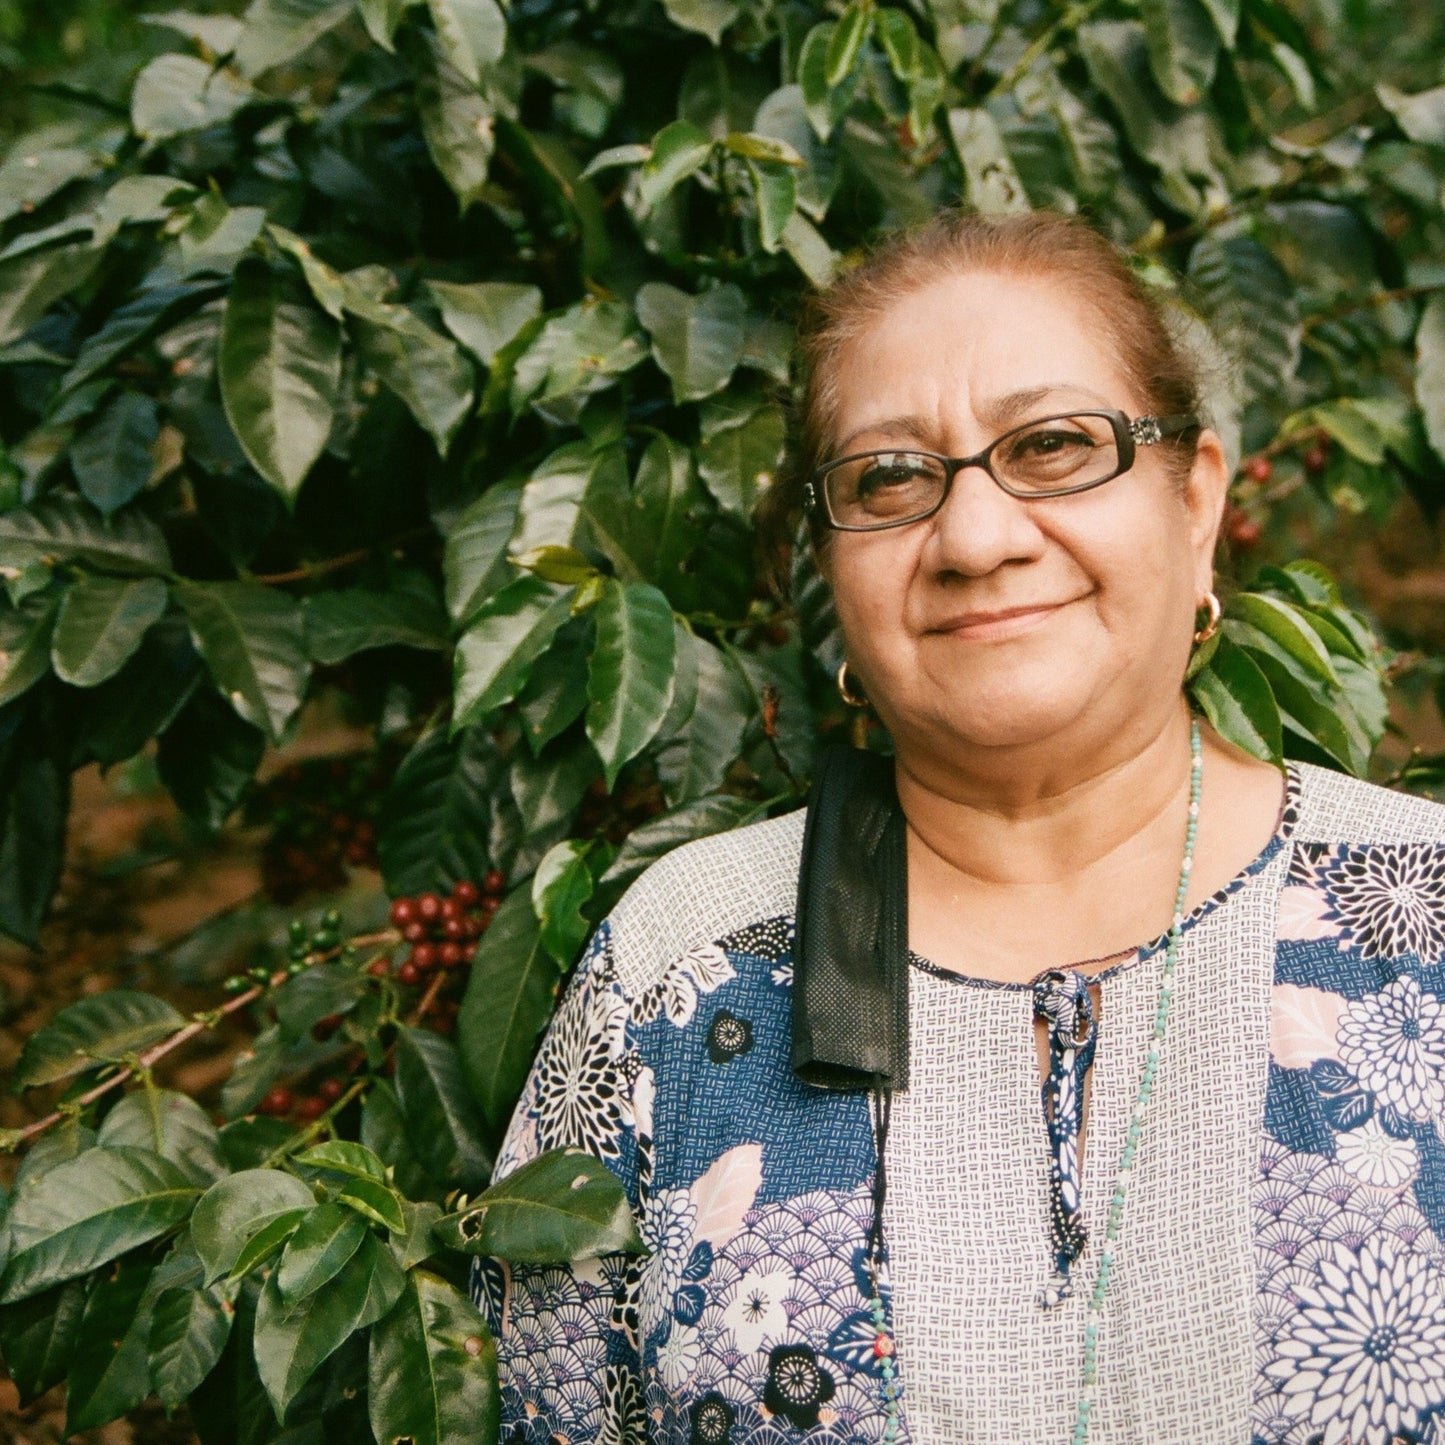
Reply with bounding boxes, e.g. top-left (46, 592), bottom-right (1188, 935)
top-left (992, 413), bottom-right (1120, 494)
top-left (823, 451), bottom-right (948, 527)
